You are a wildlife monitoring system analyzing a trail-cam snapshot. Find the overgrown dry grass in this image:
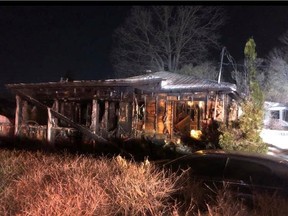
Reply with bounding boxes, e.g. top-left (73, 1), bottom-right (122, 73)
top-left (0, 149), bottom-right (178, 215)
top-left (0, 148), bottom-right (287, 216)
